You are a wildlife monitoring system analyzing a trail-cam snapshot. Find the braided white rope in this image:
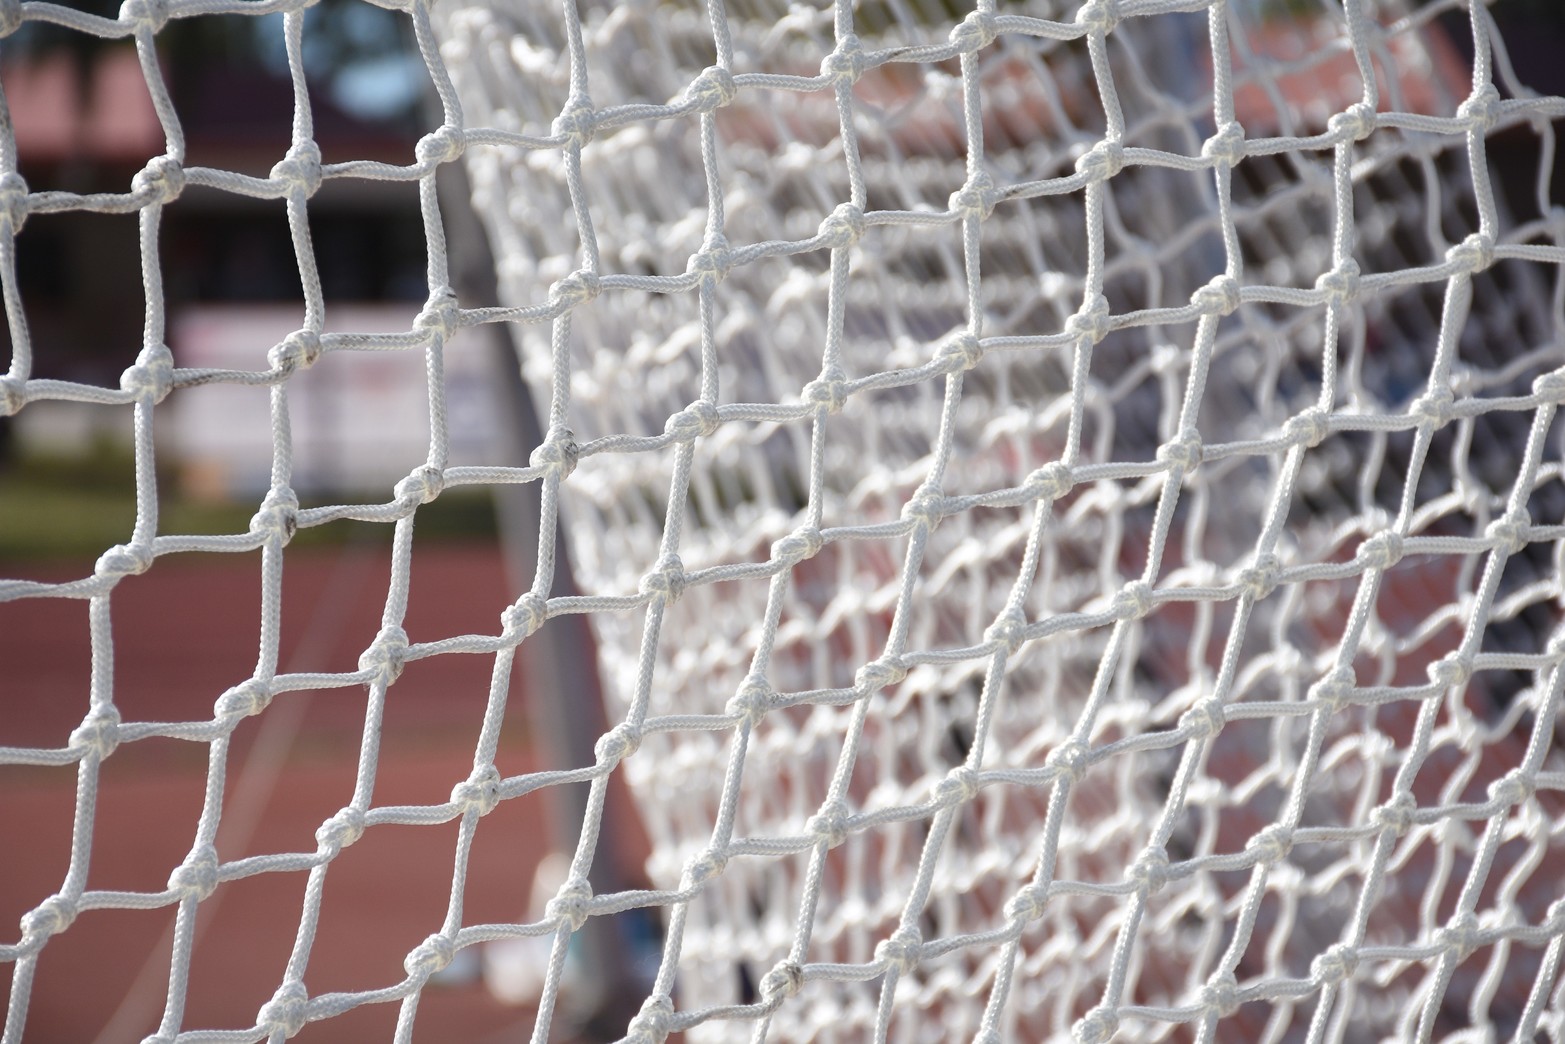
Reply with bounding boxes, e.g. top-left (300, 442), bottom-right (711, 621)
top-left (3, 0), bottom-right (1565, 1041)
